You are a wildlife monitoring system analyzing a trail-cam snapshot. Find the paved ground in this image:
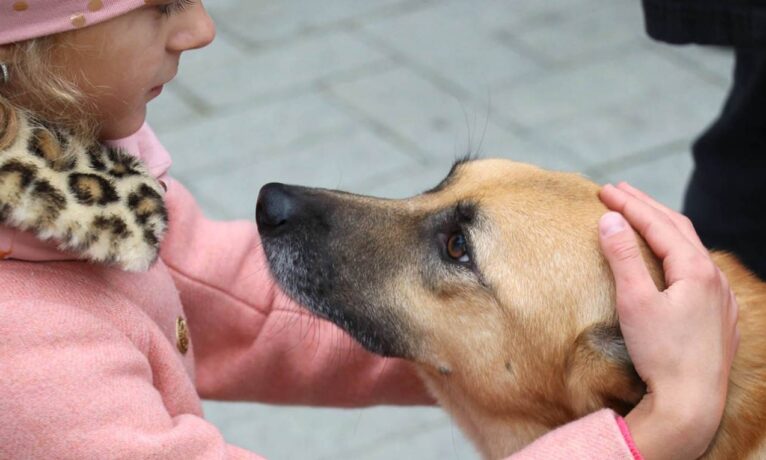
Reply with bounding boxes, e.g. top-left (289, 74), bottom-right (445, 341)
top-left (147, 1), bottom-right (734, 458)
